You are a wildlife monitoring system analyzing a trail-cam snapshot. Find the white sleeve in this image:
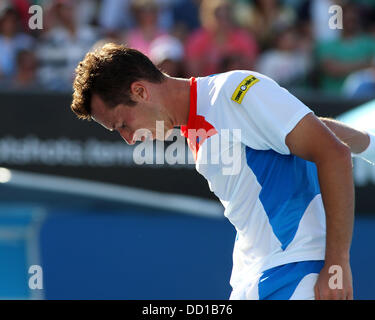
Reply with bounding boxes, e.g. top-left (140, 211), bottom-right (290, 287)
top-left (223, 73), bottom-right (314, 155)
